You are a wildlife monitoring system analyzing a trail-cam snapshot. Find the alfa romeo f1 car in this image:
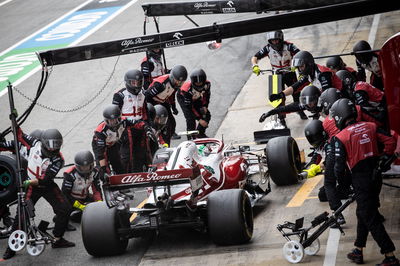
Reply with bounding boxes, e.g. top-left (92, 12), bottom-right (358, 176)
top-left (80, 136), bottom-right (302, 256)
